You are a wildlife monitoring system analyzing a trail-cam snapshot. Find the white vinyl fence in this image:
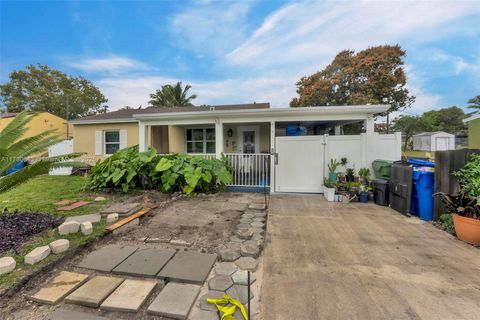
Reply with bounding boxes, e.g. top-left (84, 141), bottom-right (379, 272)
top-left (48, 140), bottom-right (73, 176)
